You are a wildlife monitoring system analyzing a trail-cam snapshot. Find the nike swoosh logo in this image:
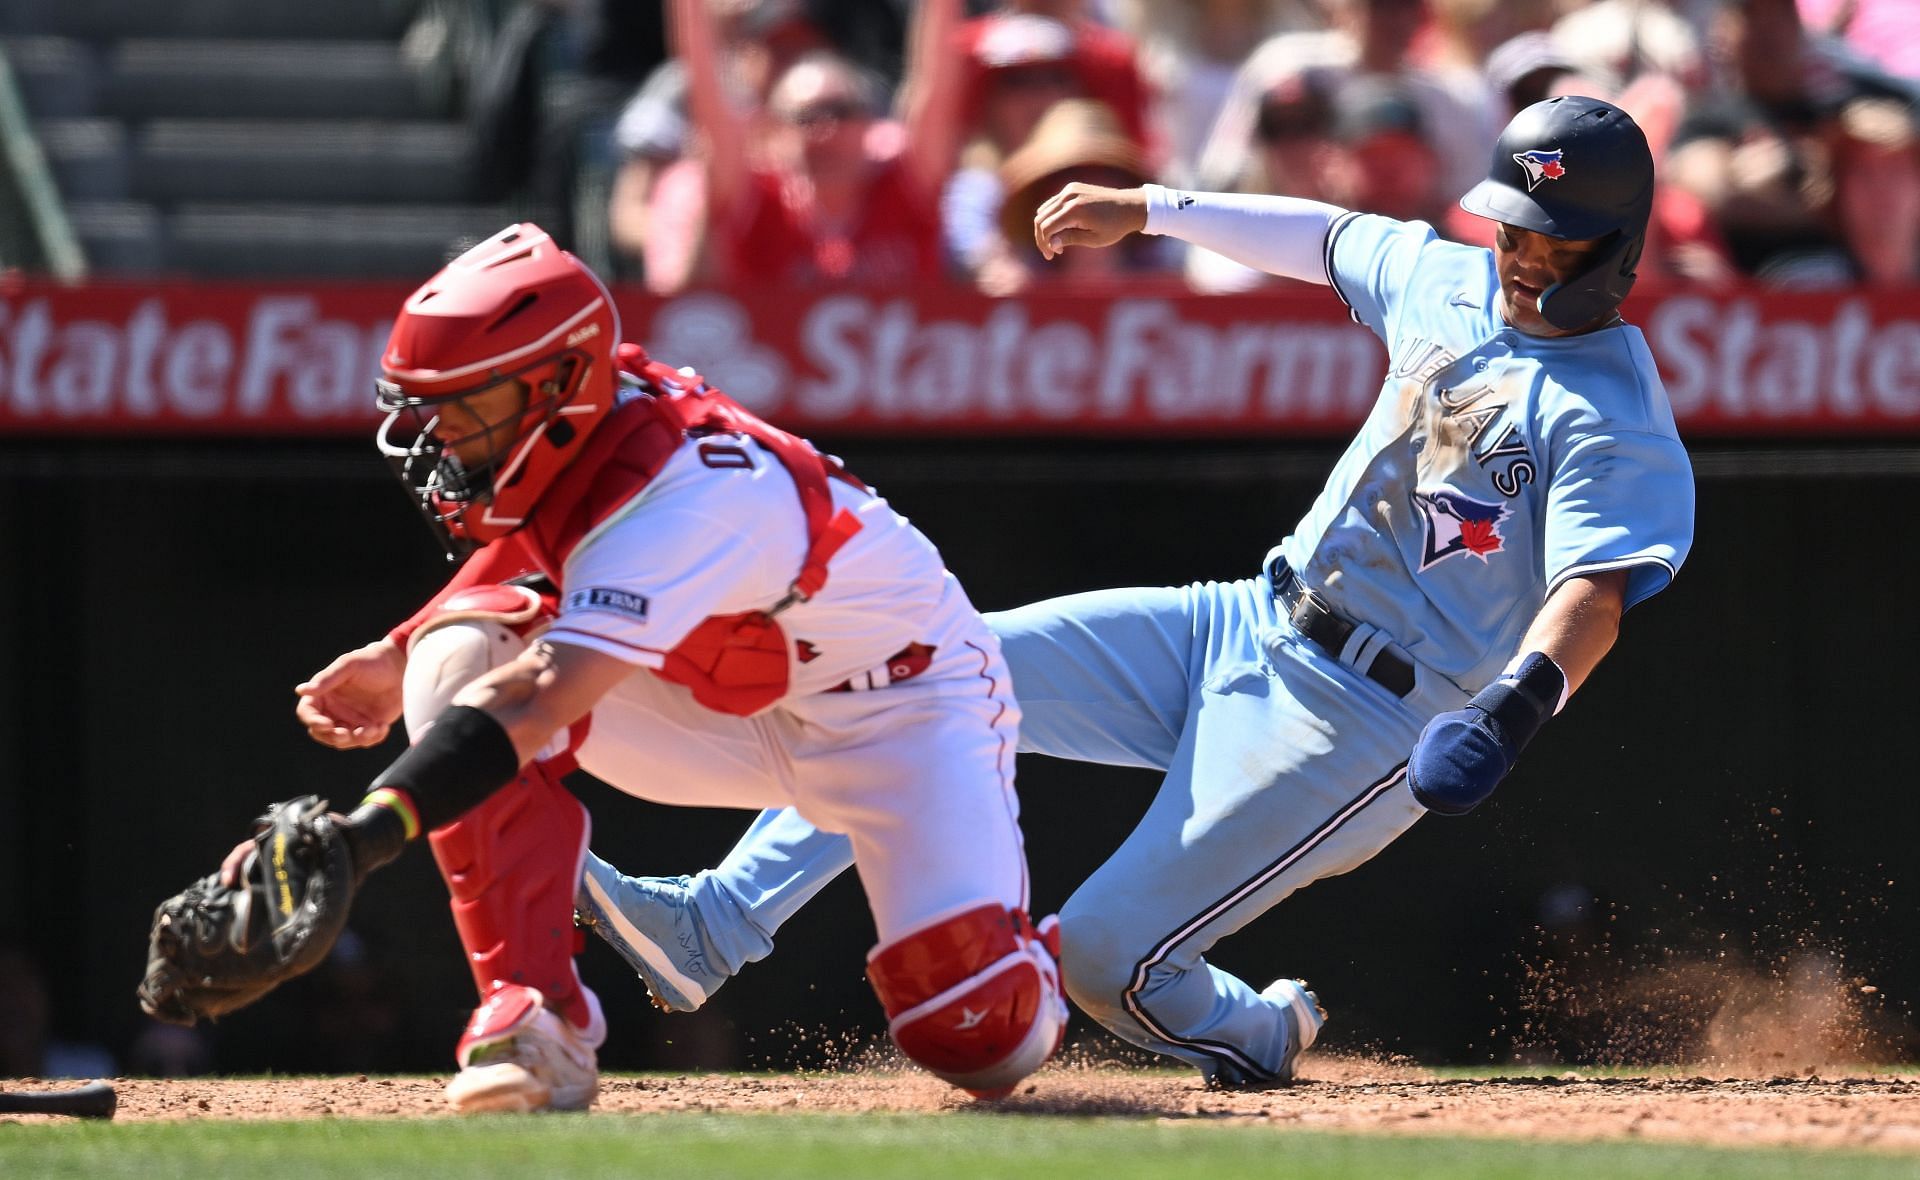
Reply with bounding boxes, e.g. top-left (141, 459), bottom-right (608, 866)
top-left (1449, 292), bottom-right (1479, 308)
top-left (956, 1006), bottom-right (988, 1030)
